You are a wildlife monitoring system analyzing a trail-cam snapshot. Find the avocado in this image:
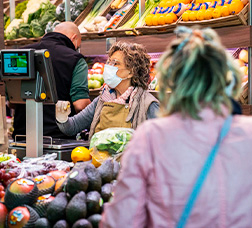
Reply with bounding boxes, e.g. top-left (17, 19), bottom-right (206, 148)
top-left (35, 218), bottom-right (51, 228)
top-left (97, 160), bottom-right (114, 184)
top-left (66, 169), bottom-right (88, 197)
top-left (66, 191), bottom-right (87, 225)
top-left (86, 191), bottom-right (101, 215)
top-left (87, 214), bottom-right (102, 228)
top-left (53, 220), bottom-right (69, 228)
top-left (72, 219), bottom-right (93, 228)
top-left (101, 183), bottom-right (113, 202)
top-left (112, 161), bottom-right (120, 179)
top-left (84, 164), bottom-right (102, 192)
top-left (47, 192), bottom-right (68, 223)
